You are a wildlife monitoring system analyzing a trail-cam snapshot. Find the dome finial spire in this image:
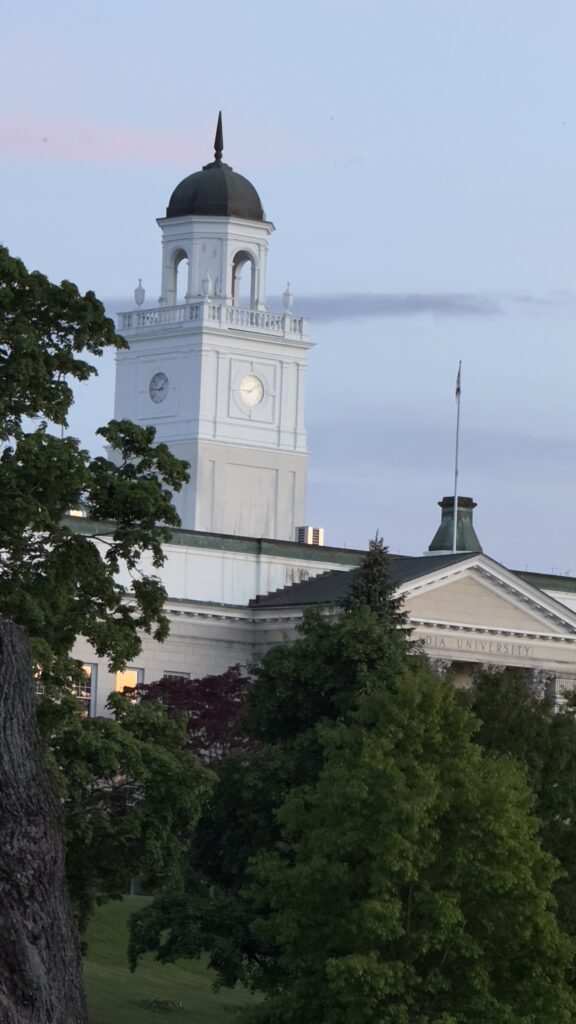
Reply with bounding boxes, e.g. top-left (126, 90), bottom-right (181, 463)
top-left (214, 111), bottom-right (223, 163)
